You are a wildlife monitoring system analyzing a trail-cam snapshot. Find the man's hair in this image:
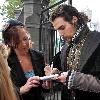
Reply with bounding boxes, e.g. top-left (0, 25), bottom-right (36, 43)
top-left (50, 4), bottom-right (89, 27)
